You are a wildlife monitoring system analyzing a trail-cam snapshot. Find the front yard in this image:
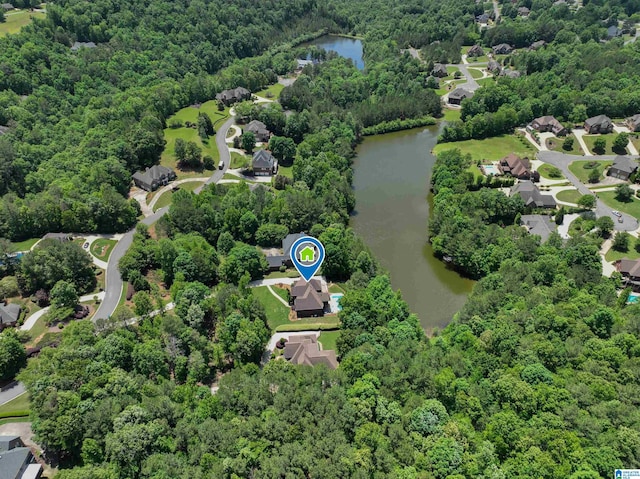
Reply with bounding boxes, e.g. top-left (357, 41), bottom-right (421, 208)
top-left (90, 239), bottom-right (117, 261)
top-left (537, 163), bottom-right (565, 180)
top-left (568, 160), bottom-right (612, 184)
top-left (152, 181), bottom-right (203, 212)
top-left (598, 191), bottom-right (640, 219)
top-left (582, 133), bottom-right (625, 155)
top-left (556, 189), bottom-right (582, 204)
top-left (545, 134), bottom-right (583, 156)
